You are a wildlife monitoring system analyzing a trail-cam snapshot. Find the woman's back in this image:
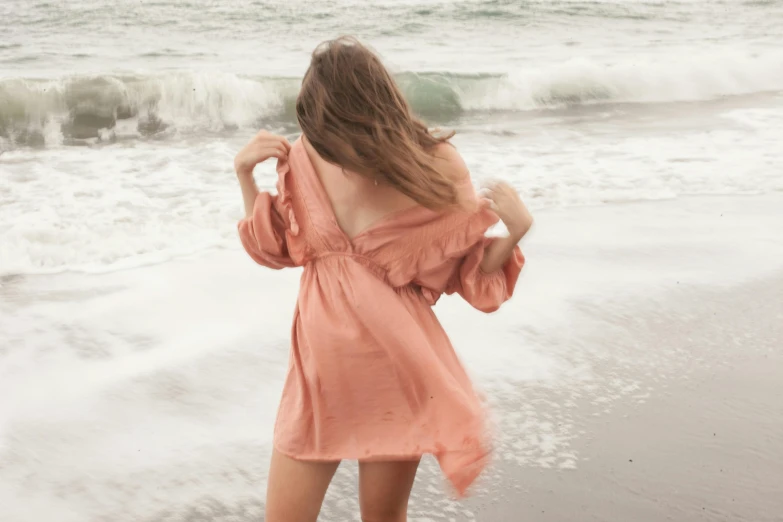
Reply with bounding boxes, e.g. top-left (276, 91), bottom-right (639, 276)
top-left (301, 136), bottom-right (420, 241)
